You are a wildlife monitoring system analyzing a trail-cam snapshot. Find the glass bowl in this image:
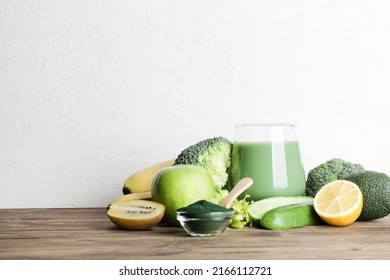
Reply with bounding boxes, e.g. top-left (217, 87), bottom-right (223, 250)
top-left (176, 210), bottom-right (234, 237)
